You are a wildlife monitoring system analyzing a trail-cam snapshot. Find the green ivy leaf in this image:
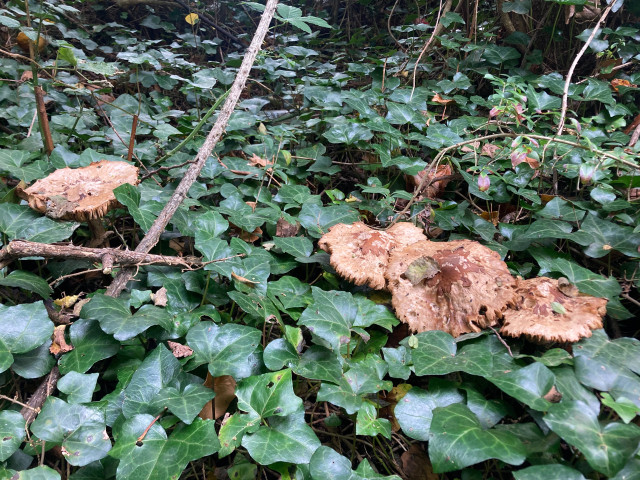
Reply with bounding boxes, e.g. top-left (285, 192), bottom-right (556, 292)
top-left (58, 319), bottom-right (120, 375)
top-left (544, 401), bottom-right (640, 476)
top-left (395, 384), bottom-right (464, 440)
top-left (513, 465), bottom-right (587, 480)
top-left (31, 397), bottom-right (111, 466)
top-left (242, 411), bottom-right (321, 464)
top-left (0, 302), bottom-right (53, 373)
top-left (0, 150), bottom-right (49, 183)
top-left (299, 288), bottom-right (357, 351)
top-left (573, 214), bottom-right (640, 258)
top-left (12, 340), bottom-right (54, 379)
top-left (429, 403), bottom-right (526, 473)
top-left (323, 123), bottom-right (373, 145)
top-left (218, 413), bottom-right (260, 458)
top-left (272, 236), bottom-right (313, 257)
top-left (236, 369), bottom-right (302, 419)
top-left (0, 410), bottom-right (26, 461)
top-left (11, 466), bottom-right (61, 480)
top-left (309, 446), bottom-right (401, 480)
top-left (410, 331), bottom-right (493, 377)
top-left (57, 372), bottom-right (99, 404)
top-left (488, 361), bottom-right (555, 411)
top-left (355, 402), bottom-right (391, 438)
top-left (110, 415), bottom-right (218, 480)
top-left (113, 184), bottom-right (156, 232)
top-left (155, 384), bottom-right (215, 425)
top-left (0, 270), bottom-right (52, 299)
top-left (298, 202), bottom-right (359, 237)
top-left (186, 322), bottom-right (262, 379)
top-left (0, 204), bottom-right (78, 243)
